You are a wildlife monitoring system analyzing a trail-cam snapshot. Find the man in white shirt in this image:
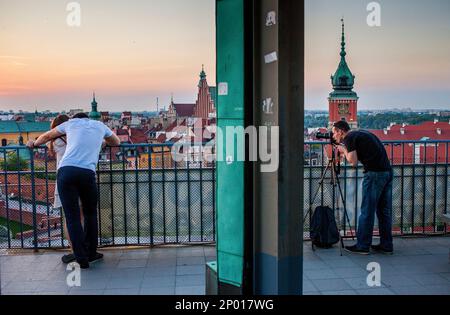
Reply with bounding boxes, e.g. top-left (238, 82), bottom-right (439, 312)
top-left (28, 113), bottom-right (120, 268)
